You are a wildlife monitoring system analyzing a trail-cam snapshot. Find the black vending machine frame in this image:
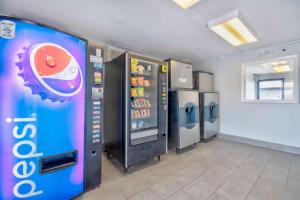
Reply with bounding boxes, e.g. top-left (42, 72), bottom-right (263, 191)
top-left (104, 52), bottom-right (168, 171)
top-left (84, 43), bottom-right (104, 191)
